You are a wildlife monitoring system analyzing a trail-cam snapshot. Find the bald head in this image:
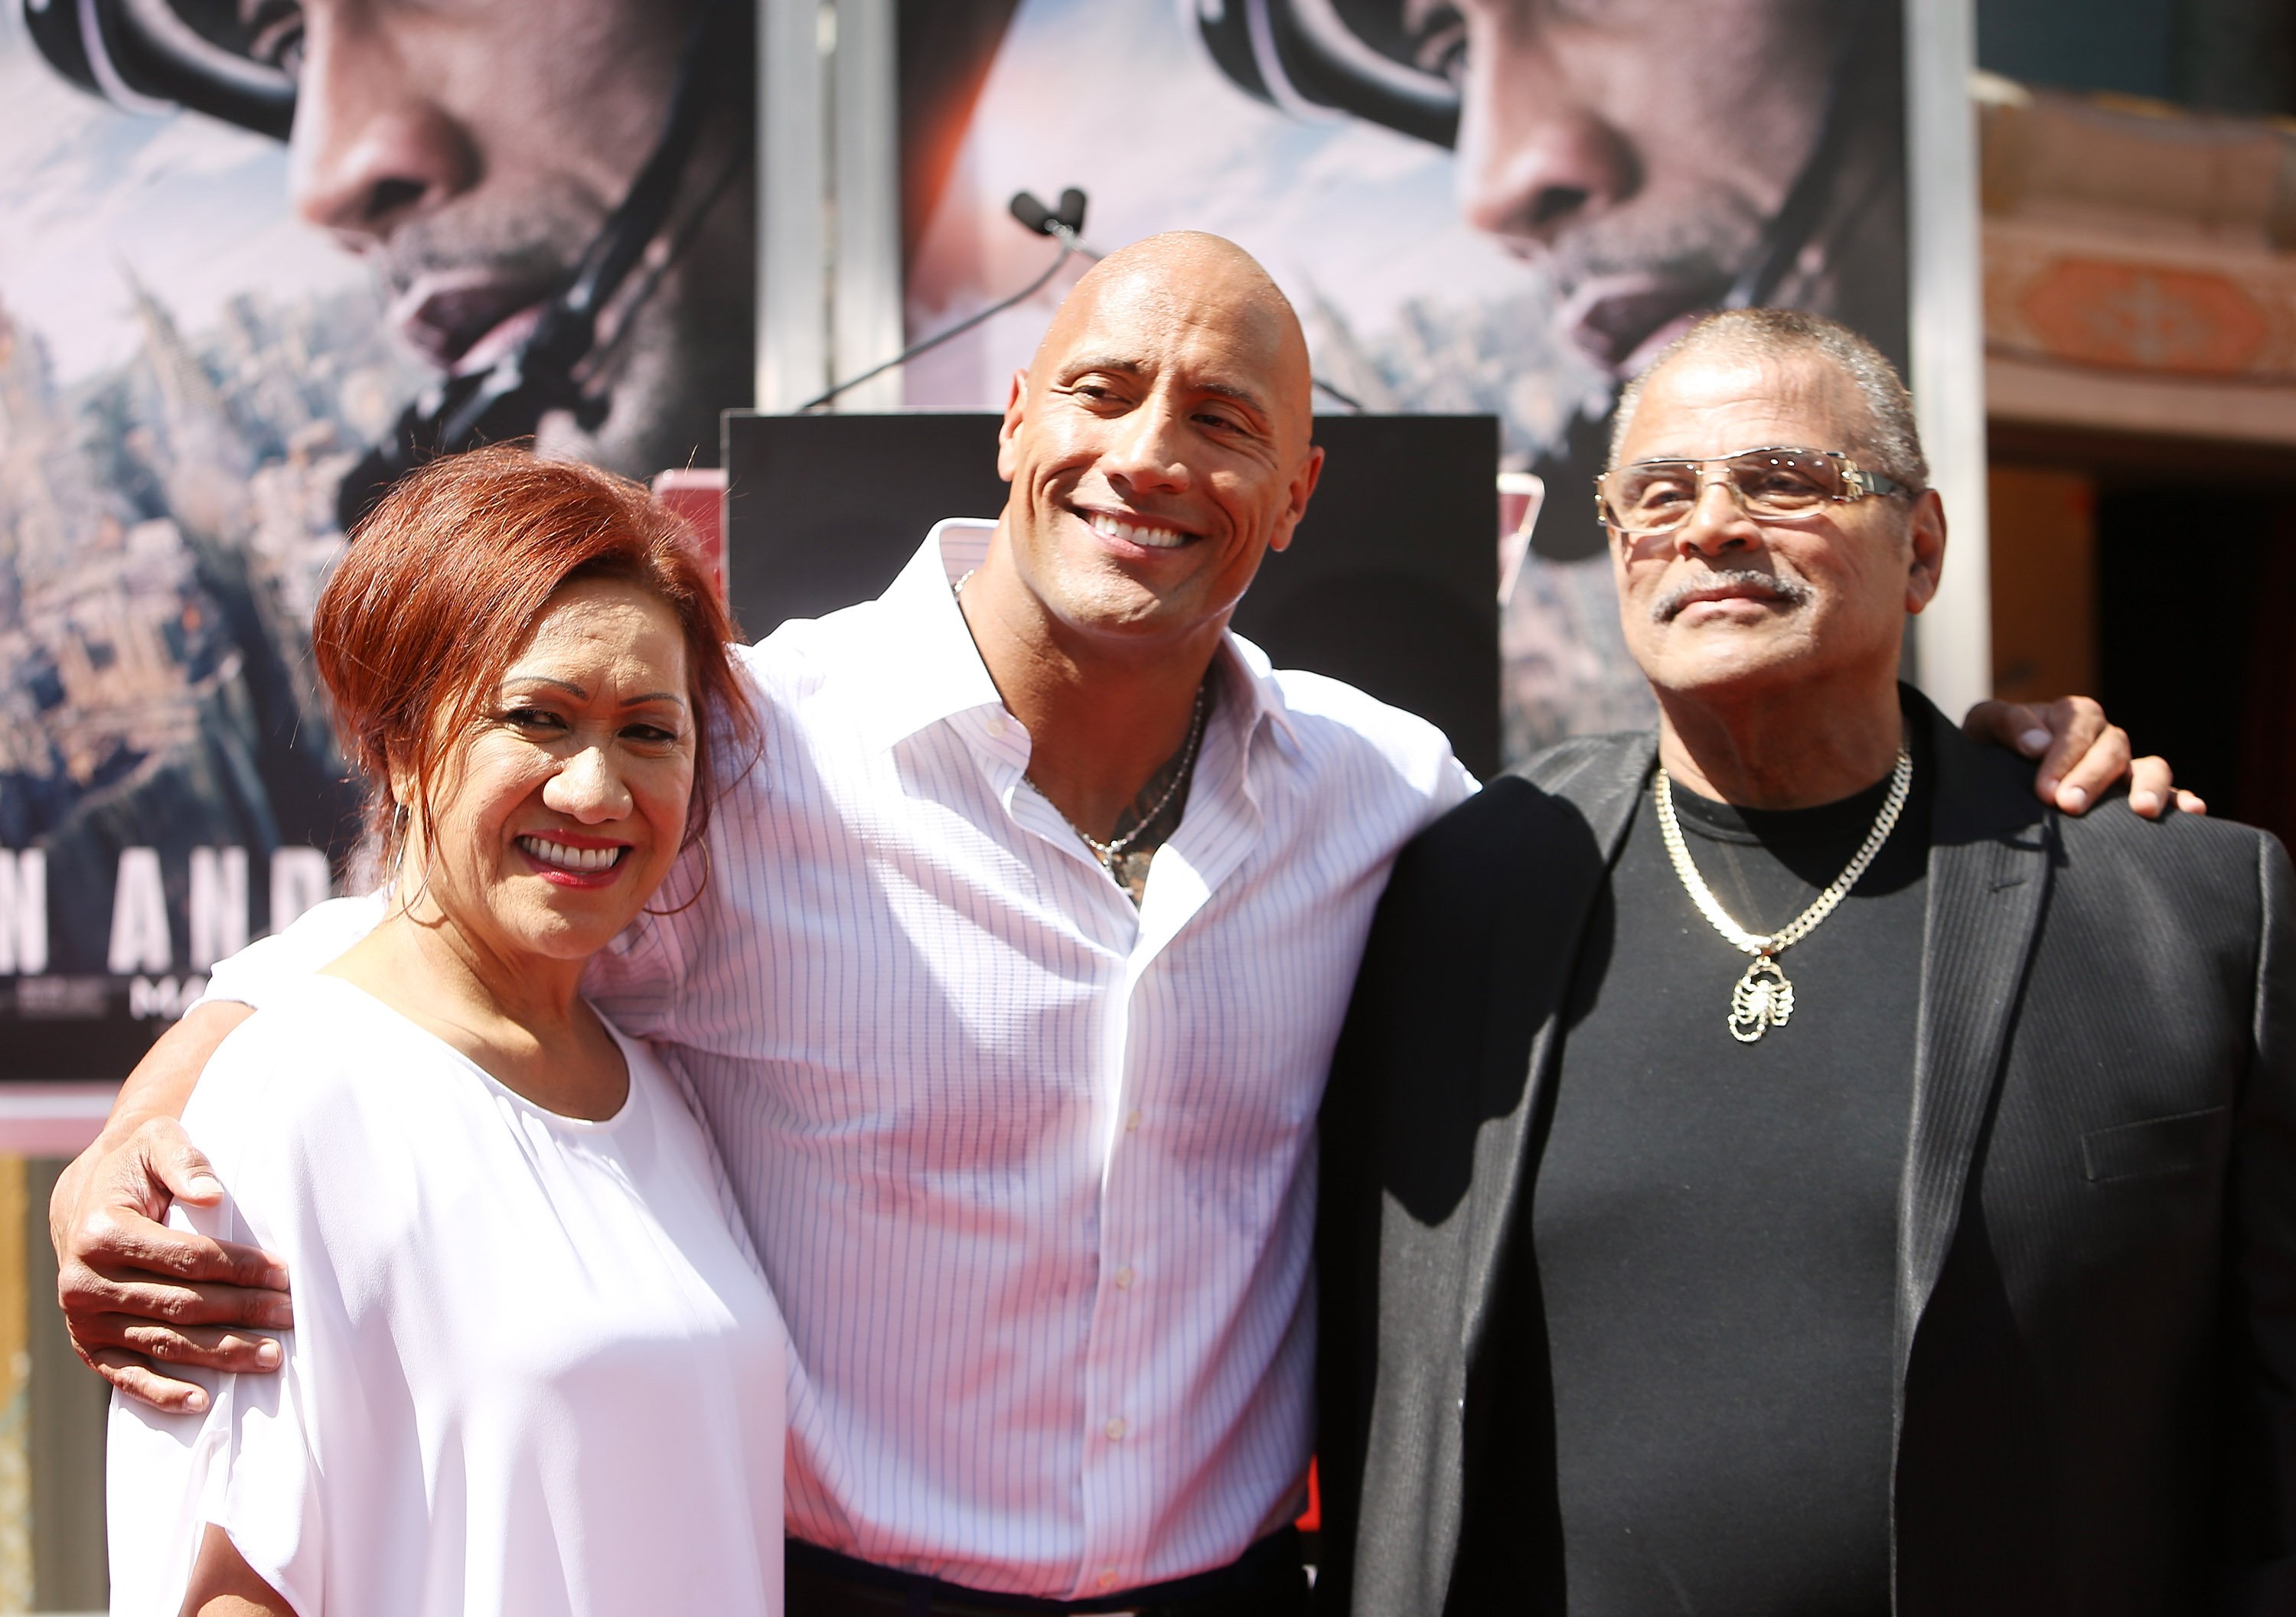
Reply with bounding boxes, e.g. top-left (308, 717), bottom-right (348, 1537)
top-left (987, 230), bottom-right (1328, 655)
top-left (1031, 232), bottom-right (1315, 450)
